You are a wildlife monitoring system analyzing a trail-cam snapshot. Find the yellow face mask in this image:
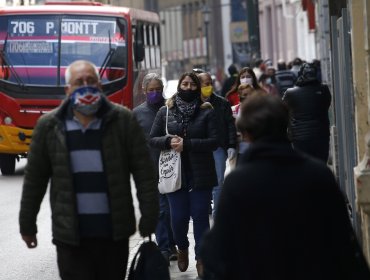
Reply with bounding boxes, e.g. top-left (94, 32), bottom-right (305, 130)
top-left (201, 85), bottom-right (213, 98)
